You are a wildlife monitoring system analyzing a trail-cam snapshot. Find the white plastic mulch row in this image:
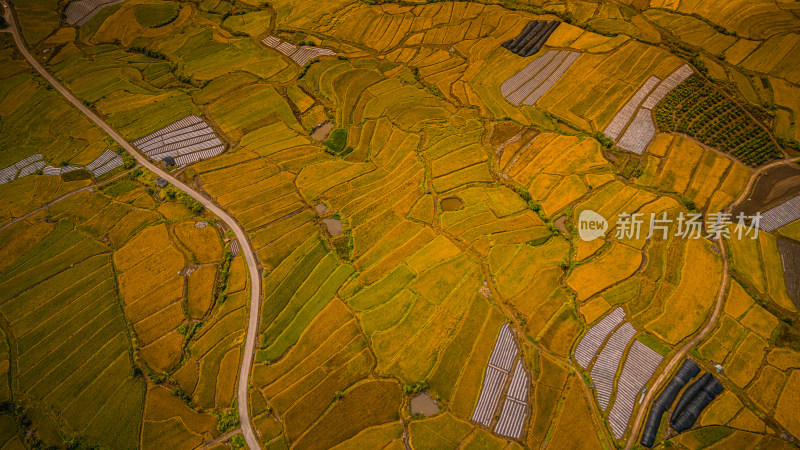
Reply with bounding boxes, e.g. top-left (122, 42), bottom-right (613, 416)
top-left (132, 116), bottom-right (225, 165)
top-left (617, 108), bottom-right (657, 155)
top-left (174, 145), bottom-right (225, 166)
top-left (92, 155), bottom-right (123, 176)
top-left (43, 165), bottom-right (80, 175)
top-left (760, 195), bottom-right (800, 232)
top-left (505, 50), bottom-right (566, 105)
top-left (230, 239), bottom-right (241, 257)
top-left (65, 0), bottom-right (126, 26)
top-left (502, 50), bottom-right (580, 107)
top-left (642, 64), bottom-right (694, 110)
top-left (0, 166), bottom-right (18, 184)
top-left (500, 50), bottom-right (558, 97)
top-left (14, 154), bottom-right (43, 170)
top-left (261, 36), bottom-right (337, 66)
top-left (86, 149), bottom-right (118, 171)
top-left (138, 123), bottom-right (211, 152)
top-left (0, 154), bottom-right (43, 185)
top-left (522, 52), bottom-right (580, 106)
top-left (262, 36), bottom-right (281, 48)
top-left (487, 323), bottom-right (519, 372)
top-left (605, 64), bottom-right (694, 155)
top-left (471, 366), bottom-right (509, 427)
top-left (607, 341), bottom-right (663, 439)
top-left (132, 115), bottom-right (204, 147)
top-left (574, 307), bottom-right (626, 369)
top-left (604, 76), bottom-right (661, 140)
top-left (18, 161), bottom-right (46, 178)
top-left (591, 322), bottom-right (636, 411)
top-left (493, 360), bottom-right (530, 439)
top-left (472, 323), bottom-right (525, 431)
